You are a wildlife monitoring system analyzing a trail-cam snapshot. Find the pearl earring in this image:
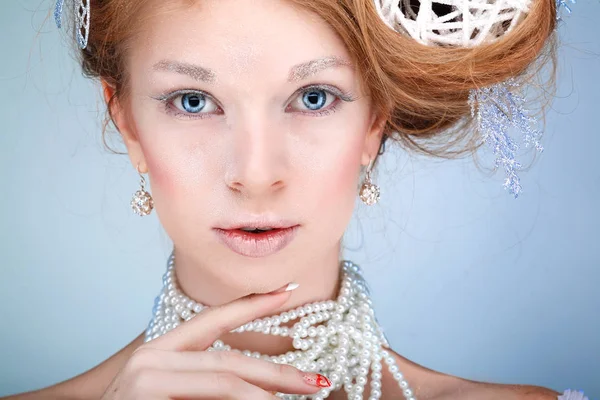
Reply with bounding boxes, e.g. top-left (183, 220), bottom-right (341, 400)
top-left (359, 159), bottom-right (380, 206)
top-left (131, 164), bottom-right (154, 216)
